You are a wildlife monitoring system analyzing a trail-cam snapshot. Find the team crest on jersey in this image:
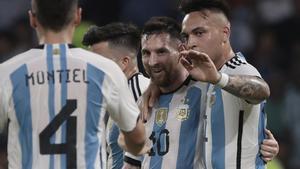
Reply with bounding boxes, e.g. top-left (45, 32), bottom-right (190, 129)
top-left (53, 48), bottom-right (60, 55)
top-left (155, 108), bottom-right (168, 126)
top-left (176, 104), bottom-right (190, 121)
